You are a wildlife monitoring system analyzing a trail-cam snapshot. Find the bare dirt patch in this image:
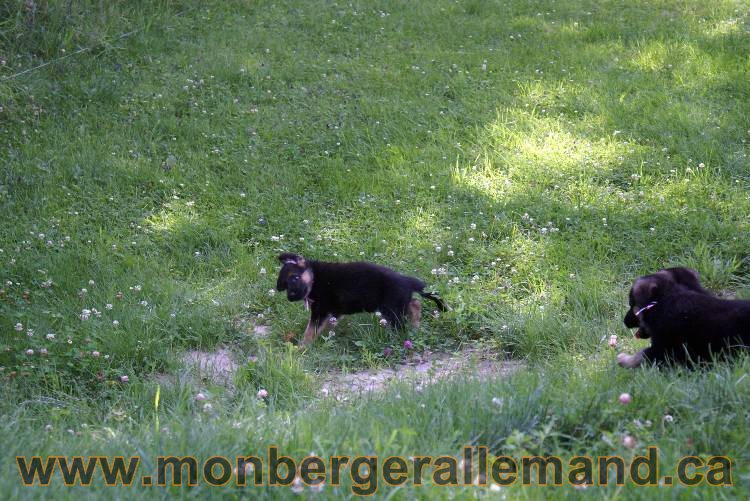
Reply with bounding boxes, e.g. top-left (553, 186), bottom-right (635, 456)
top-left (183, 347), bottom-right (238, 384)
top-left (176, 346), bottom-right (522, 396)
top-left (321, 349), bottom-right (523, 396)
